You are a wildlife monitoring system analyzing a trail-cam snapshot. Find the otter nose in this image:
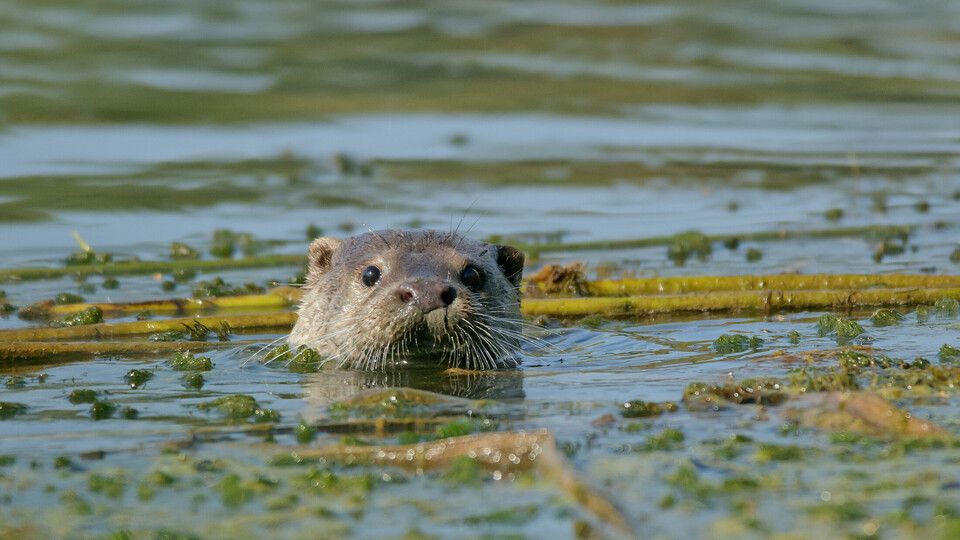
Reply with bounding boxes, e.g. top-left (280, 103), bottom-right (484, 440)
top-left (397, 280), bottom-right (457, 312)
